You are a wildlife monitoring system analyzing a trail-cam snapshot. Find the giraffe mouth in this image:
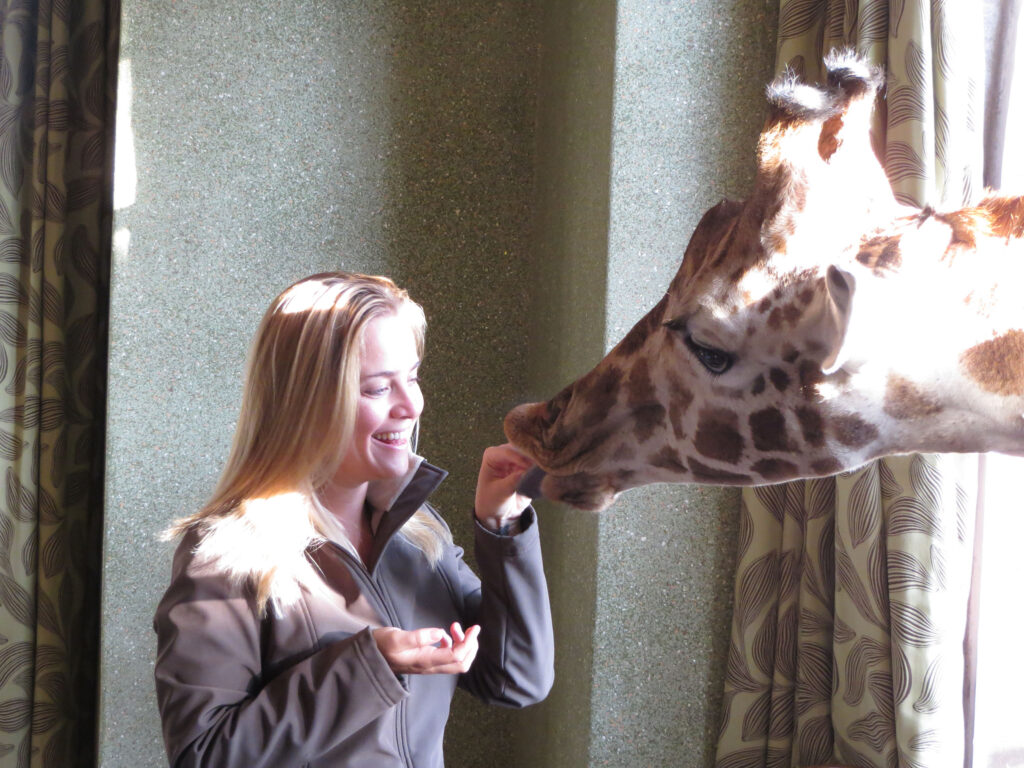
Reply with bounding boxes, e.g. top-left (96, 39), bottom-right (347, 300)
top-left (515, 466), bottom-right (620, 512)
